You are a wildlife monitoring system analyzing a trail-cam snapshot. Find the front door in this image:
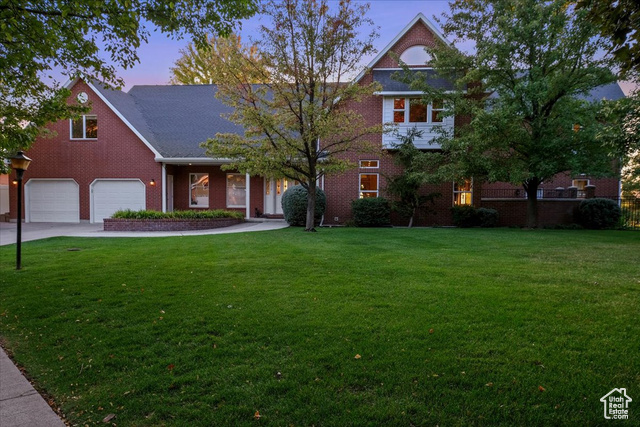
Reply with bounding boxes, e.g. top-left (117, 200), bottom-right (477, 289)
top-left (264, 178), bottom-right (296, 215)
